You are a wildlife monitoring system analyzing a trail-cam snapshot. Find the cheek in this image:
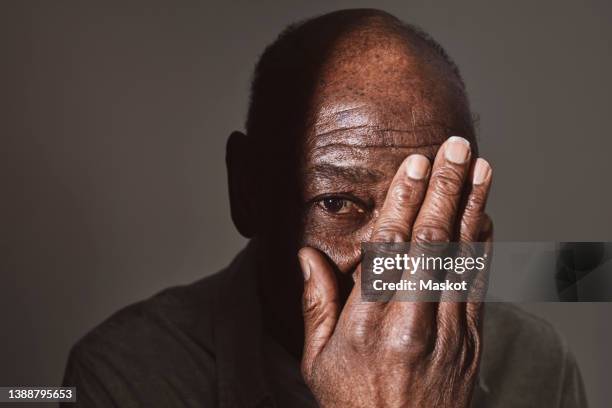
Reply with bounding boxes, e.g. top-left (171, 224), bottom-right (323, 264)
top-left (301, 216), bottom-right (374, 274)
